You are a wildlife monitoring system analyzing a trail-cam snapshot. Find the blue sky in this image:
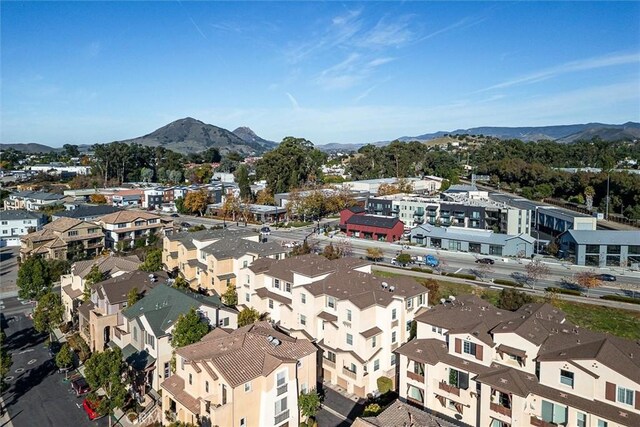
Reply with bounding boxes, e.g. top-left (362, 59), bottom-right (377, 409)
top-left (2, 1), bottom-right (639, 146)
